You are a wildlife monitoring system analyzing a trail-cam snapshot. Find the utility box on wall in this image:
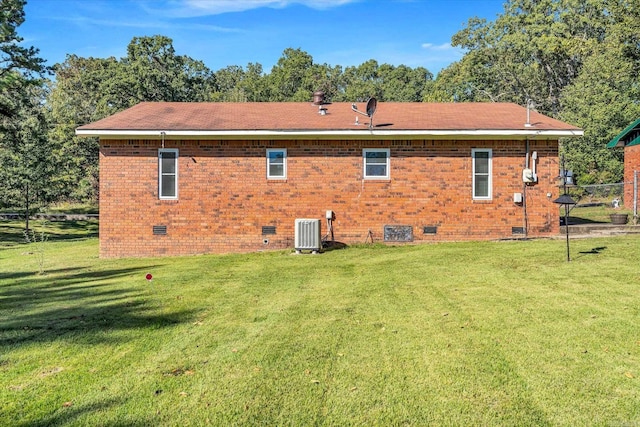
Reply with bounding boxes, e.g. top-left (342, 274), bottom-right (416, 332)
top-left (514, 193), bottom-right (523, 204)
